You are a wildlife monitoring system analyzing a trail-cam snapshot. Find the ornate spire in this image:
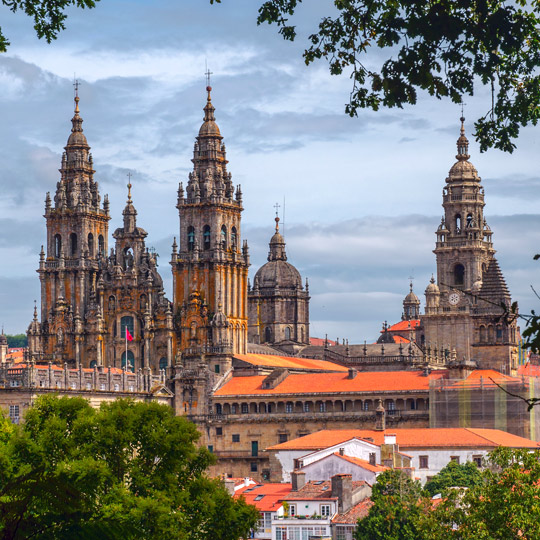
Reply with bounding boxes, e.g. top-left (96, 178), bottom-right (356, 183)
top-left (268, 215), bottom-right (287, 261)
top-left (123, 173), bottom-right (137, 233)
top-left (456, 116), bottom-right (470, 161)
